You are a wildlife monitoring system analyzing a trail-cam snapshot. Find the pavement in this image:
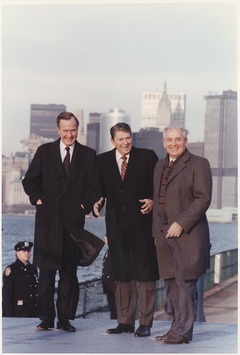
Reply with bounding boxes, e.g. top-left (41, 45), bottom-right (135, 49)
top-left (2, 275), bottom-right (238, 354)
top-left (154, 274), bottom-right (238, 324)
